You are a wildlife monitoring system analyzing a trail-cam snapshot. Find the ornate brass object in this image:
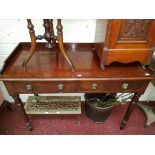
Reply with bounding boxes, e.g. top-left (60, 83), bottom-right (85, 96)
top-left (25, 96), bottom-right (81, 114)
top-left (122, 83), bottom-right (129, 90)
